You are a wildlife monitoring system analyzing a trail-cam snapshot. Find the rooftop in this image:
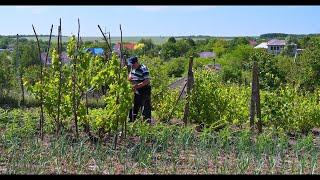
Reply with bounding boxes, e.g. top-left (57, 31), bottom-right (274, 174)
top-left (199, 51), bottom-right (216, 58)
top-left (267, 39), bottom-right (286, 46)
top-left (254, 42), bottom-right (268, 49)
